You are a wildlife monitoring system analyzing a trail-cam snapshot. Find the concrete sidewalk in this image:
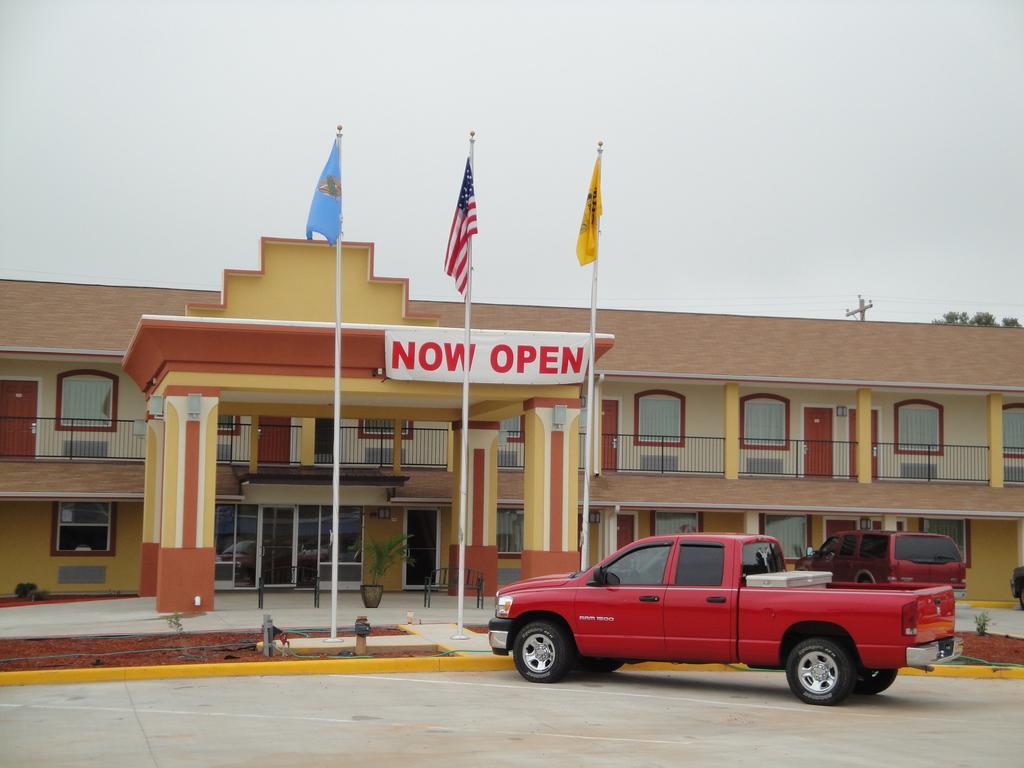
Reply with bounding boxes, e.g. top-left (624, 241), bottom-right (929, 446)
top-left (0, 591), bottom-right (494, 639)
